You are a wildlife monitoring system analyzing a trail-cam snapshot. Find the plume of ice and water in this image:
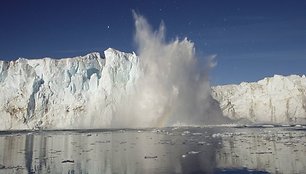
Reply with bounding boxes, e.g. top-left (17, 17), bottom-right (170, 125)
top-left (112, 13), bottom-right (224, 127)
